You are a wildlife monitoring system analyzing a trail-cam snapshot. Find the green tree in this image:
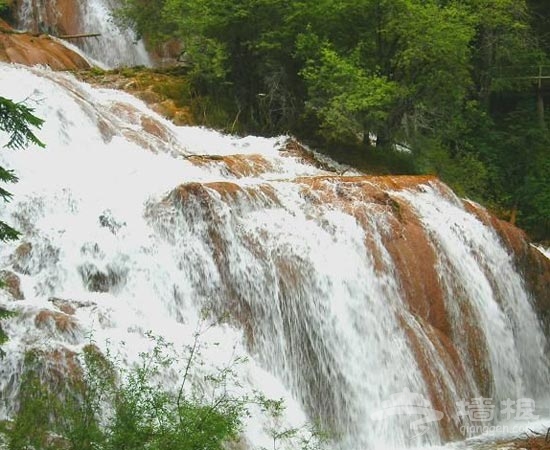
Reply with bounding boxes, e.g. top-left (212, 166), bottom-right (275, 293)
top-left (0, 96), bottom-right (44, 241)
top-left (463, 0), bottom-right (540, 103)
top-left (296, 0), bottom-right (475, 148)
top-left (0, 96), bottom-right (44, 357)
top-left (117, 0), bottom-right (306, 133)
top-left (115, 0), bottom-right (550, 239)
top-left (117, 0), bottom-right (477, 143)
